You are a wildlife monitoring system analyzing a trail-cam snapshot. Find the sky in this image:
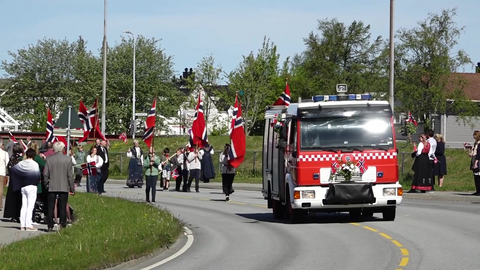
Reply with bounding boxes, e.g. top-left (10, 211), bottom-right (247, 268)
top-left (0, 0), bottom-right (479, 79)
